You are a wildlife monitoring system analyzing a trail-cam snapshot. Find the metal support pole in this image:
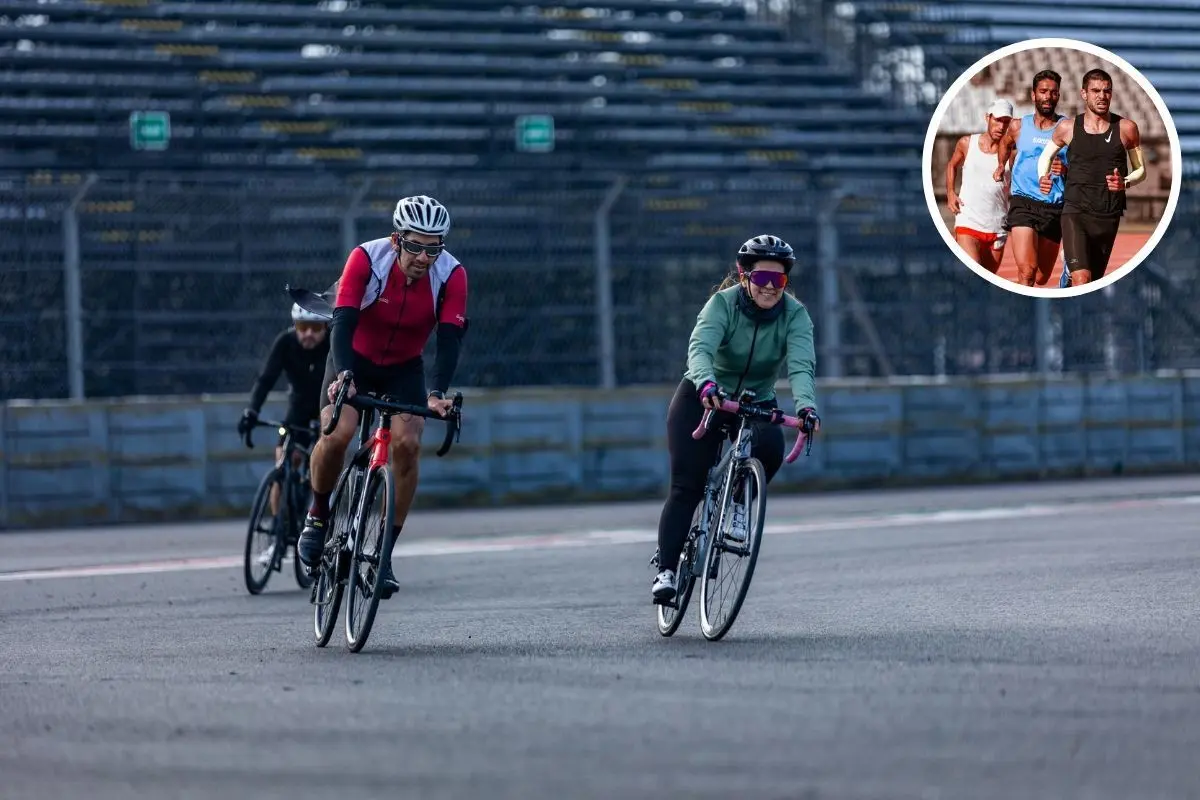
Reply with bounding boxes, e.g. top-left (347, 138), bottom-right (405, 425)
top-left (1034, 298), bottom-right (1051, 376)
top-left (817, 191), bottom-right (845, 379)
top-left (594, 175), bottom-right (627, 390)
top-left (63, 173), bottom-right (98, 401)
top-left (341, 177), bottom-right (374, 257)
